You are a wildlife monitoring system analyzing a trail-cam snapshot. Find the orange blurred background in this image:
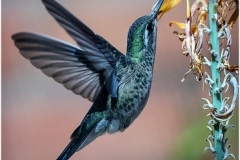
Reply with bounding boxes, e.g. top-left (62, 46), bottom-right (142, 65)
top-left (2, 0), bottom-right (238, 160)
